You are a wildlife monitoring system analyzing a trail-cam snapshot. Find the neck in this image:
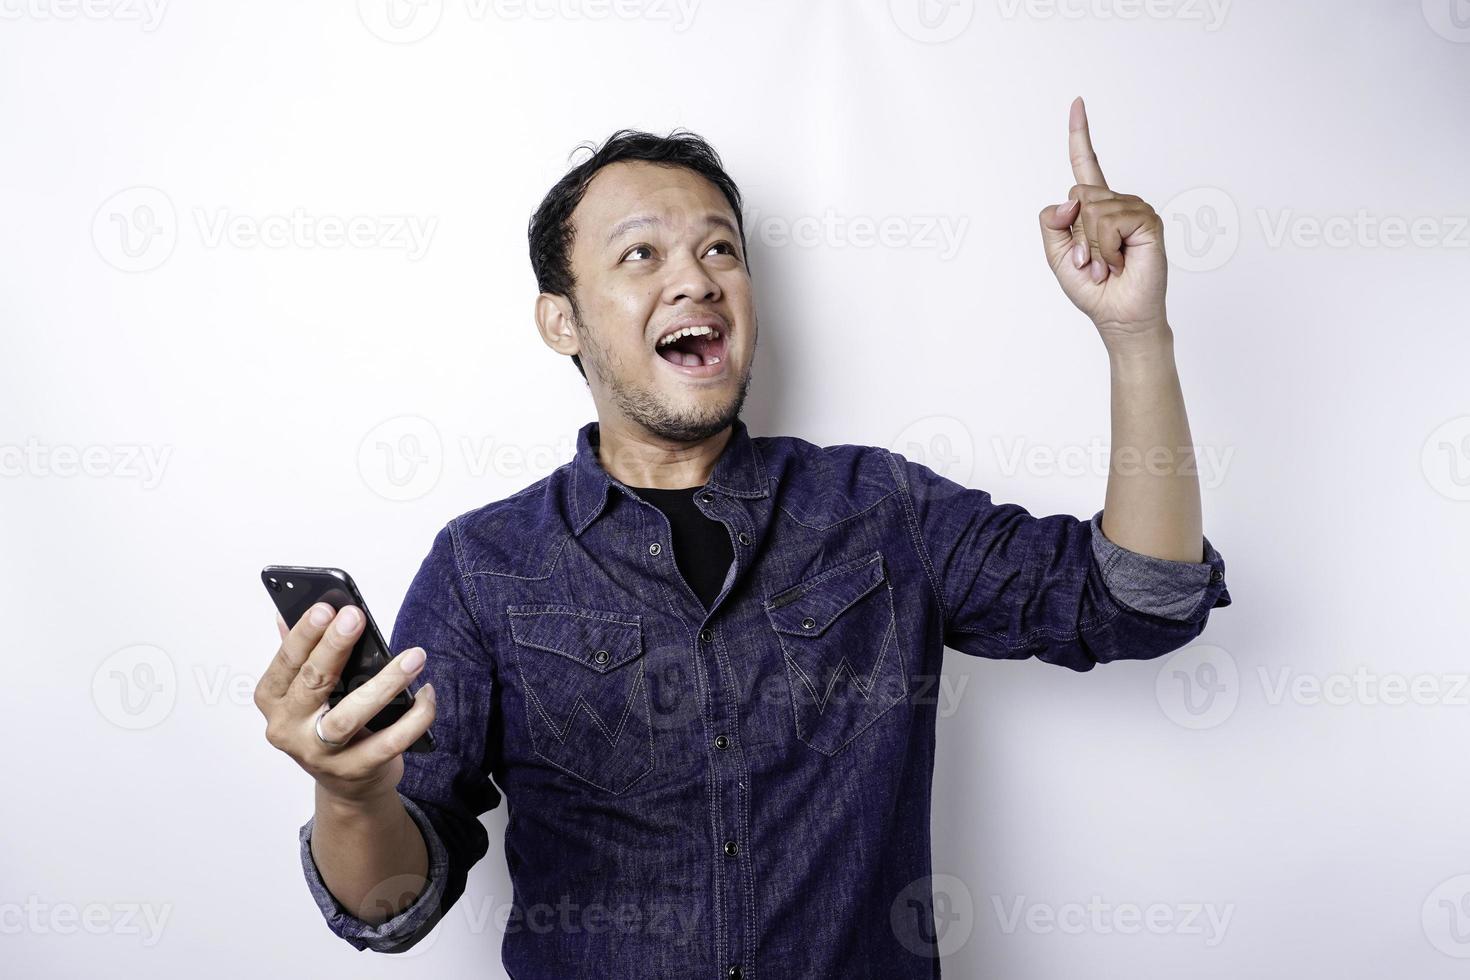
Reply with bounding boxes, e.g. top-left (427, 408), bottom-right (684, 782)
top-left (594, 417), bottom-right (732, 490)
